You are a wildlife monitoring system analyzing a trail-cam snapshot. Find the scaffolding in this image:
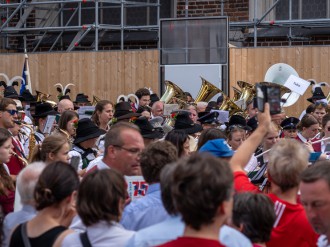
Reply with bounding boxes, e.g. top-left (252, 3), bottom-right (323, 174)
top-left (229, 0), bottom-right (330, 47)
top-left (0, 0), bottom-right (160, 52)
top-left (1, 0), bottom-right (330, 52)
